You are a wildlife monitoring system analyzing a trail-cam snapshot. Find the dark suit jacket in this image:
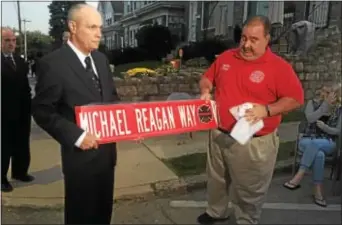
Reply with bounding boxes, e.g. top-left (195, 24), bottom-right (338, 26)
top-left (32, 45), bottom-right (120, 176)
top-left (1, 53), bottom-right (31, 126)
